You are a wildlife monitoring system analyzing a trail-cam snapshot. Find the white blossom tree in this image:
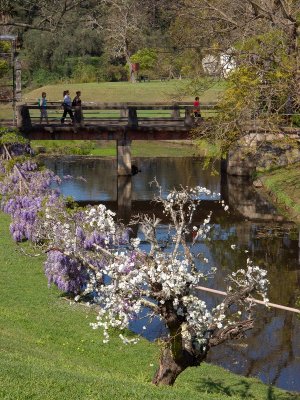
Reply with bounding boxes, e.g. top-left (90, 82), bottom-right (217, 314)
top-left (38, 183), bottom-right (269, 386)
